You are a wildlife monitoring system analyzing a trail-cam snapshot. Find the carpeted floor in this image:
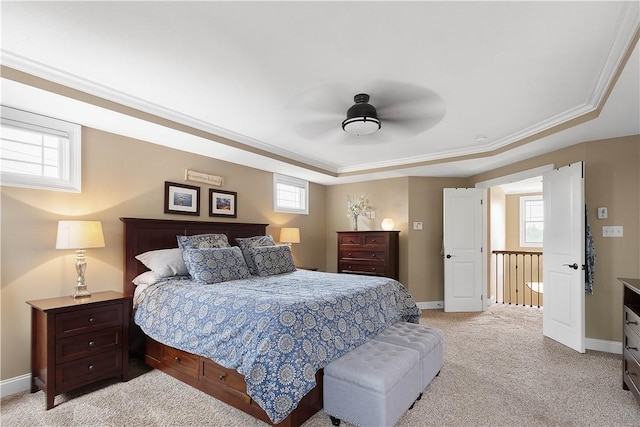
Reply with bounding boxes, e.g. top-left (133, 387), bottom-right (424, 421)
top-left (2, 304), bottom-right (639, 426)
